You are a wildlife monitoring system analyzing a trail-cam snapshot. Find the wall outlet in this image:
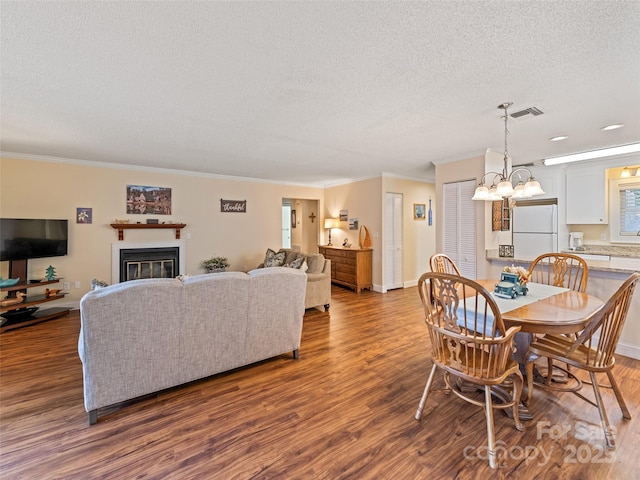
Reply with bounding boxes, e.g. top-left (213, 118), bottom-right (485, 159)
top-left (63, 282), bottom-right (70, 290)
top-left (74, 281), bottom-right (81, 289)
